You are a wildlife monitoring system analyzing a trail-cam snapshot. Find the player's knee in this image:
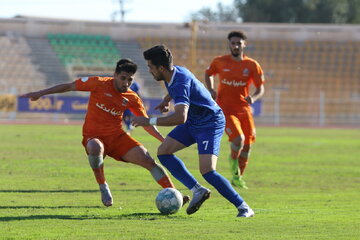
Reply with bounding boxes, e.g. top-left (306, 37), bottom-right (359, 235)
top-left (86, 138), bottom-right (104, 156)
top-left (232, 135), bottom-right (245, 148)
top-left (200, 166), bottom-right (215, 175)
top-left (157, 143), bottom-right (171, 155)
top-left (138, 150), bottom-right (157, 169)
